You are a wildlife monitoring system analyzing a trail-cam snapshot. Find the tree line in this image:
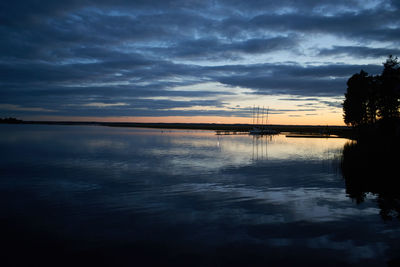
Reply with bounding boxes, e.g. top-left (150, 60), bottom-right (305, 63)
top-left (0, 117), bottom-right (23, 123)
top-left (341, 56), bottom-right (400, 221)
top-left (343, 55), bottom-right (400, 129)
